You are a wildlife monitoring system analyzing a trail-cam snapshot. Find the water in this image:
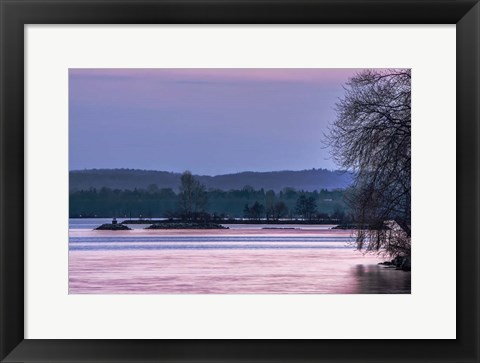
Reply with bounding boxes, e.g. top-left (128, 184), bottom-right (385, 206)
top-left (69, 218), bottom-right (157, 230)
top-left (69, 219), bottom-right (411, 294)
